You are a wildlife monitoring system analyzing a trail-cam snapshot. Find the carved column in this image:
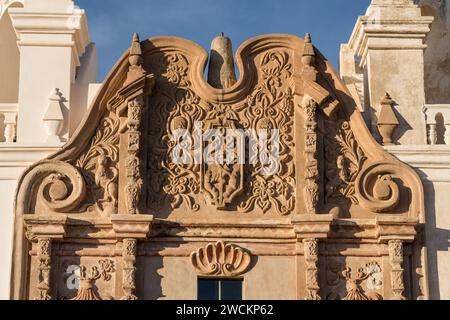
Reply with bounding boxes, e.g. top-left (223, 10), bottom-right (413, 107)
top-left (111, 214), bottom-right (153, 300)
top-left (303, 238), bottom-right (320, 300)
top-left (388, 240), bottom-right (406, 300)
top-left (23, 214), bottom-right (67, 300)
top-left (376, 216), bottom-right (417, 300)
top-left (292, 214), bottom-right (333, 300)
top-left (36, 238), bottom-right (52, 300)
top-left (302, 98), bottom-right (319, 215)
top-left (108, 33), bottom-right (154, 215)
top-left (125, 97), bottom-right (144, 215)
top-left (122, 238), bottom-right (138, 300)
